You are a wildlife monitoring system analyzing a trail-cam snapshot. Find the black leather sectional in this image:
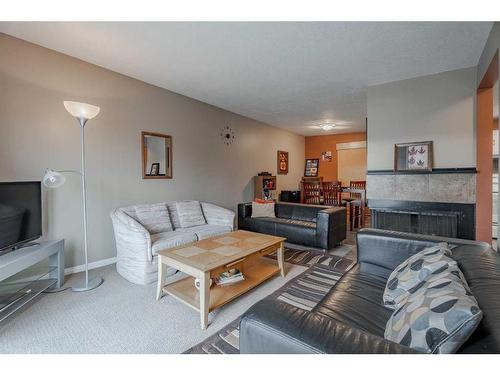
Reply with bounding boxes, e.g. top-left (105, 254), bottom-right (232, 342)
top-left (237, 202), bottom-right (346, 251)
top-left (239, 229), bottom-right (500, 354)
